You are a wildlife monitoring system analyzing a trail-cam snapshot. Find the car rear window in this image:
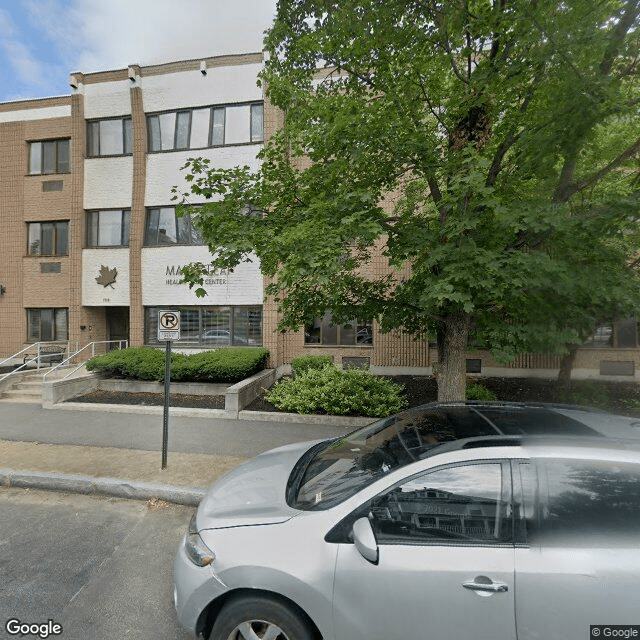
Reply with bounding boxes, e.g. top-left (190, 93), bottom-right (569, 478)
top-left (478, 407), bottom-right (602, 436)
